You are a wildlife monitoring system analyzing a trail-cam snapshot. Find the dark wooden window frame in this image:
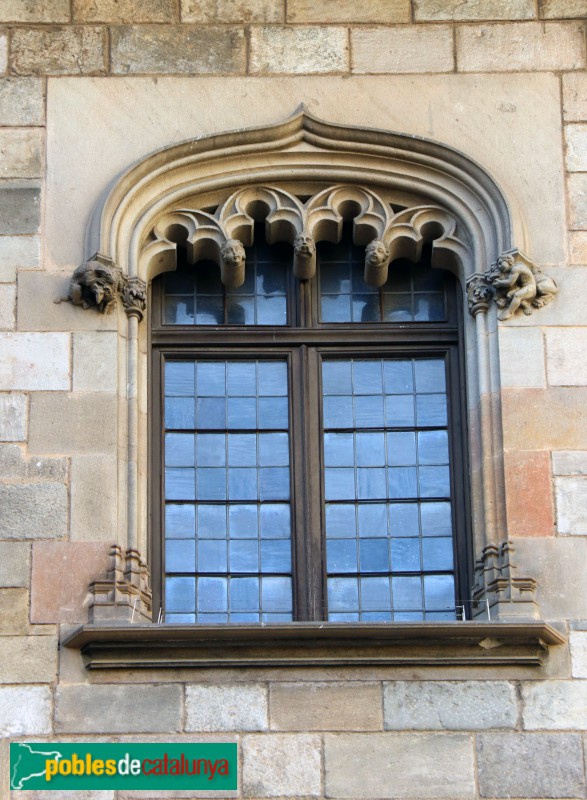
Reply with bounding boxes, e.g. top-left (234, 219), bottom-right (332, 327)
top-left (150, 244), bottom-right (473, 623)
